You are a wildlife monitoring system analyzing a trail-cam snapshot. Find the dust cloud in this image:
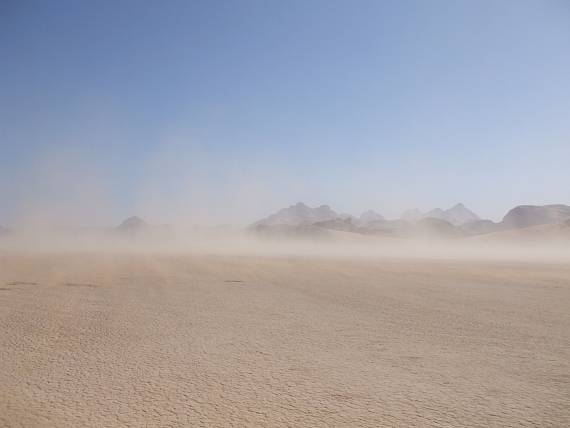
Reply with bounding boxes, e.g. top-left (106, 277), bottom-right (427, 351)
top-left (1, 150), bottom-right (570, 427)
